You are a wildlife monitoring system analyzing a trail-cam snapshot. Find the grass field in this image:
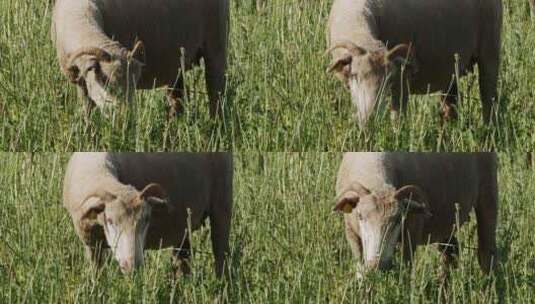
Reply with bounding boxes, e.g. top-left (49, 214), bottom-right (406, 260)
top-left (0, 1), bottom-right (533, 151)
top-left (0, 153), bottom-right (533, 303)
